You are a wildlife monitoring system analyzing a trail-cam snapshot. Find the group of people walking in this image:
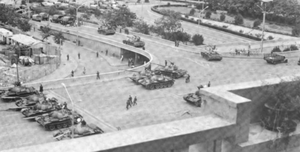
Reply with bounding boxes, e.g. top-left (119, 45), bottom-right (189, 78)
top-left (126, 95), bottom-right (137, 110)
